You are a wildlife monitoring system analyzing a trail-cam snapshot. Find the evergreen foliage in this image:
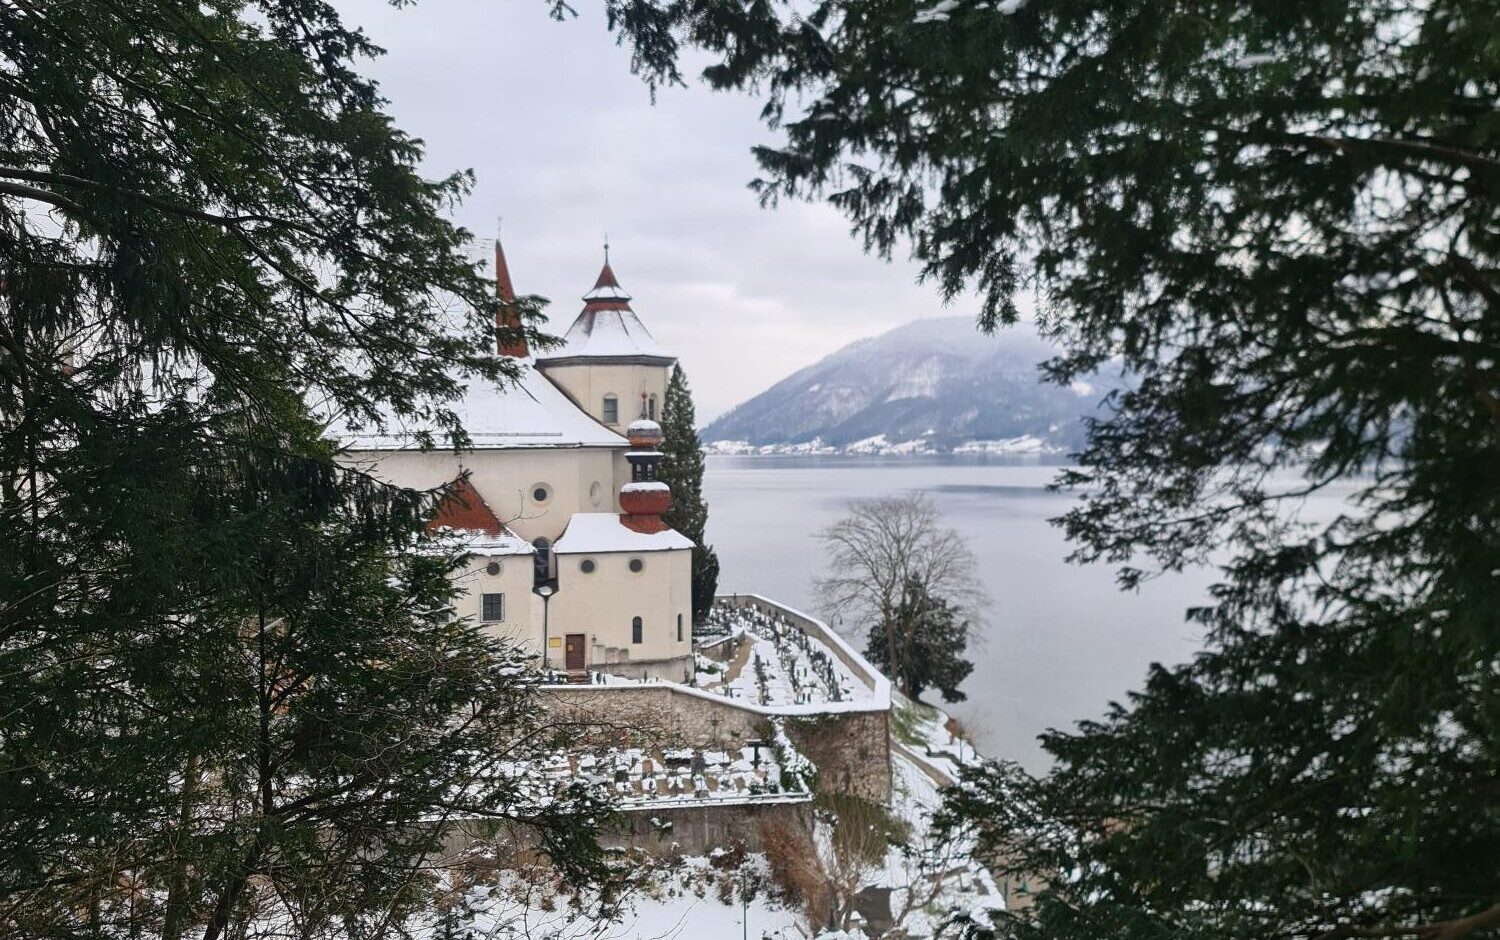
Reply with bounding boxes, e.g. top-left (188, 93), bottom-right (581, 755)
top-left (599, 1), bottom-right (1500, 937)
top-left (0, 2), bottom-right (601, 936)
top-left (659, 364), bottom-right (720, 622)
top-left (863, 578), bottom-right (973, 704)
top-left (816, 494), bottom-right (985, 701)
